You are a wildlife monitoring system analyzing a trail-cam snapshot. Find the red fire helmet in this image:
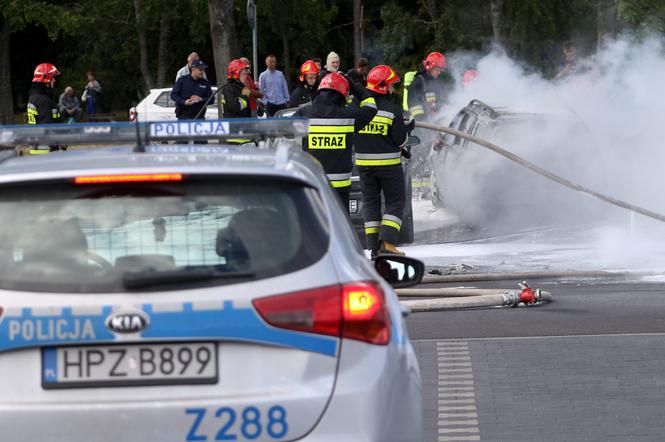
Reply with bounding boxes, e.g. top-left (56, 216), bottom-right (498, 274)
top-left (318, 72), bottom-right (349, 97)
top-left (366, 65), bottom-right (401, 94)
